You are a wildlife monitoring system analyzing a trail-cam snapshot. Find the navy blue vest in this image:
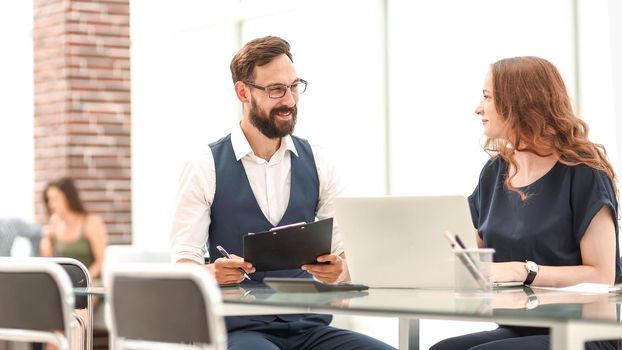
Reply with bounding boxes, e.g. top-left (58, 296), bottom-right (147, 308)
top-left (209, 134), bottom-right (332, 331)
